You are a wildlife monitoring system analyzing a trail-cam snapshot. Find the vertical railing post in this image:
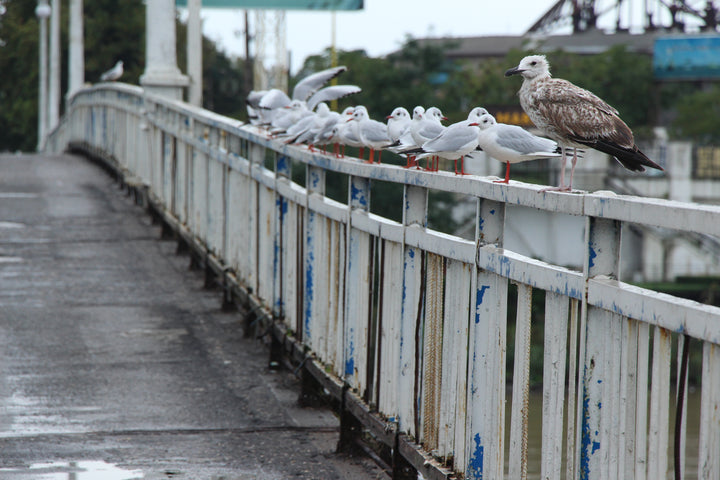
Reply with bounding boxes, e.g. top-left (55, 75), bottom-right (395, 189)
top-left (303, 165), bottom-right (325, 346)
top-left (343, 174), bottom-right (370, 387)
top-left (398, 184), bottom-right (427, 436)
top-left (273, 153), bottom-right (291, 319)
top-left (577, 216), bottom-right (621, 479)
top-left (467, 198), bottom-right (507, 479)
top-left (247, 141), bottom-right (265, 294)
